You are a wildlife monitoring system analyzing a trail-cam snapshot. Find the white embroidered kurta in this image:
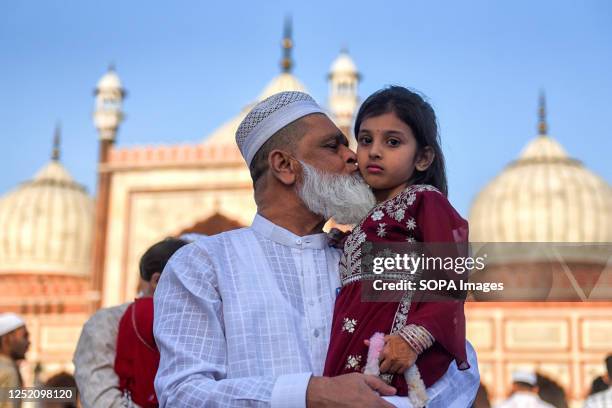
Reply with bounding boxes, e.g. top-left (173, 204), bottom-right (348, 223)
top-left (154, 214), bottom-right (480, 408)
top-left (73, 303), bottom-right (142, 408)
